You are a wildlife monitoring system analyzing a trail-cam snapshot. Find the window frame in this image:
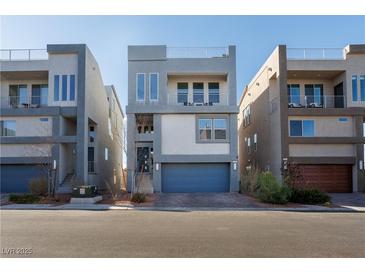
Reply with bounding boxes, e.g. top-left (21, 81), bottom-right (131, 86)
top-left (136, 73), bottom-right (146, 102)
top-left (360, 75), bottom-right (365, 102)
top-left (196, 114), bottom-right (230, 143)
top-left (61, 75), bottom-right (68, 101)
top-left (193, 82), bottom-right (204, 104)
top-left (54, 75), bottom-right (60, 101)
top-left (208, 82), bottom-right (220, 104)
top-left (0, 120), bottom-right (16, 137)
top-left (287, 84), bottom-right (300, 105)
top-left (177, 82), bottom-right (189, 104)
top-left (149, 73), bottom-right (159, 102)
top-left (69, 74), bottom-right (76, 101)
top-left (289, 119), bottom-right (315, 137)
top-left (352, 75), bottom-right (358, 102)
